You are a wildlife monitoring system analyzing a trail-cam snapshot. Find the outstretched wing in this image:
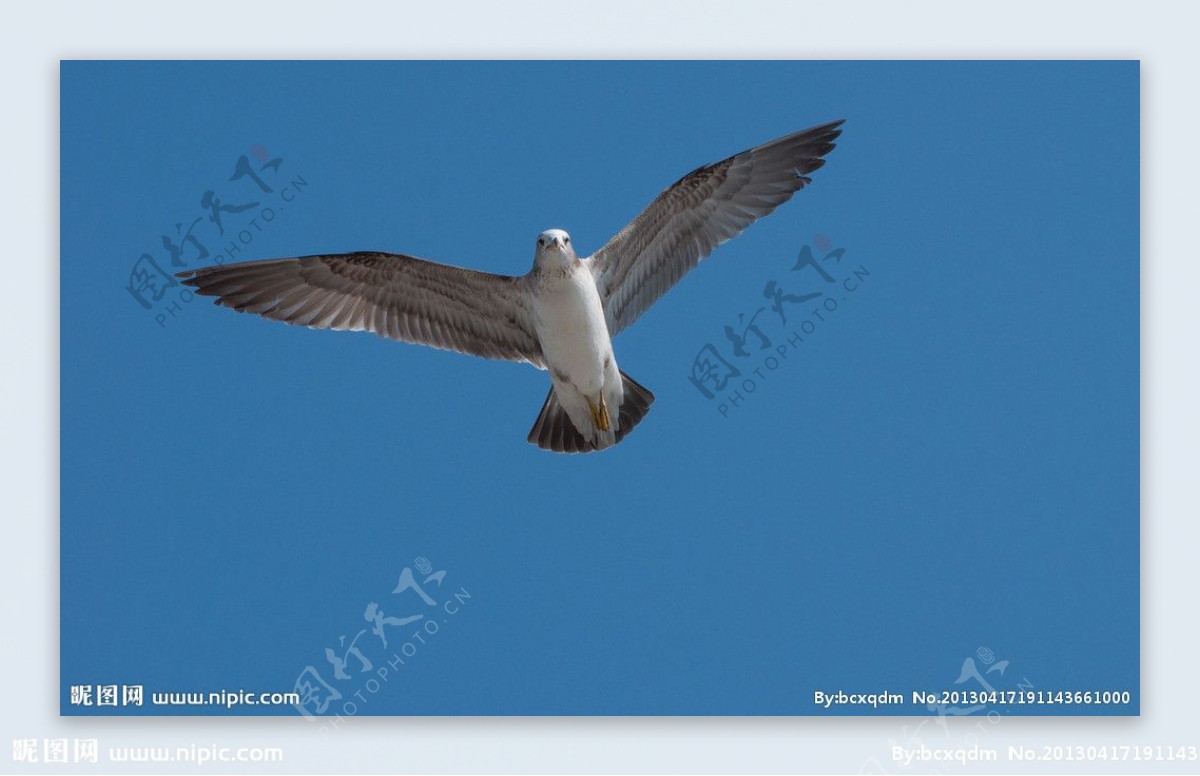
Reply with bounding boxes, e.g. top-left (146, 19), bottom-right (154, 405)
top-left (586, 119), bottom-right (844, 336)
top-left (177, 252), bottom-right (545, 367)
